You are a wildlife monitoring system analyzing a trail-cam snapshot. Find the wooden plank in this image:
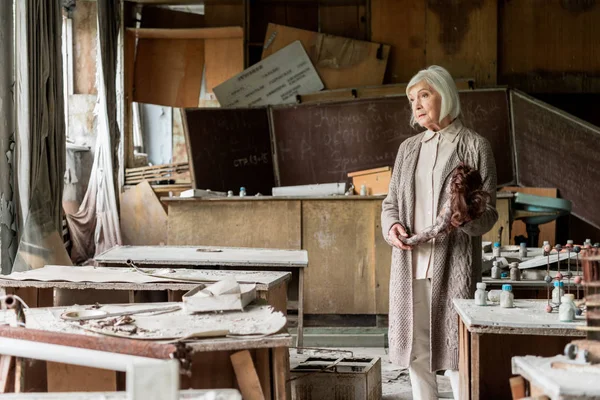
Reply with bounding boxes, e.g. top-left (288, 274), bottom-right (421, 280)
top-left (510, 376), bottom-right (526, 400)
top-left (370, 0), bottom-right (426, 83)
top-left (296, 79), bottom-right (474, 104)
top-left (126, 27), bottom-right (243, 39)
top-left (120, 181), bottom-right (168, 246)
top-left (285, 3), bottom-right (318, 32)
top-left (167, 201), bottom-right (302, 250)
top-left (302, 200), bottom-right (376, 314)
top-left (470, 332), bottom-right (480, 400)
top-left (261, 23), bottom-right (390, 90)
top-left (46, 363), bottom-right (116, 393)
top-left (204, 38), bottom-right (244, 95)
top-left (271, 347), bottom-right (290, 400)
top-left (0, 355), bottom-right (14, 393)
top-left (183, 351), bottom-right (236, 390)
top-left (319, 5), bottom-right (363, 40)
top-left (203, 3), bottom-right (244, 28)
top-left (133, 37), bottom-right (204, 107)
top-left (500, 187), bottom-right (558, 246)
top-left (459, 318), bottom-right (471, 400)
top-left (73, 1), bottom-right (98, 95)
top-left (426, 0), bottom-right (497, 87)
top-left (482, 196), bottom-right (511, 245)
top-left (255, 349), bottom-right (272, 400)
top-left (499, 0), bottom-right (600, 93)
top-left (230, 350), bottom-right (265, 400)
